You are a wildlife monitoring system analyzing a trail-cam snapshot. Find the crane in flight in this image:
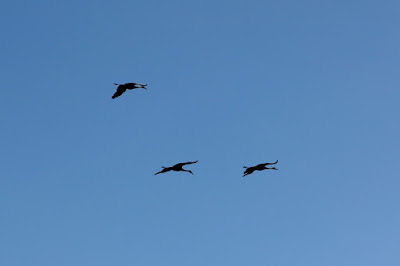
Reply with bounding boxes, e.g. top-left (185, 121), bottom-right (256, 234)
top-left (112, 82), bottom-right (147, 99)
top-left (243, 160), bottom-right (278, 177)
top-left (155, 161), bottom-right (198, 175)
